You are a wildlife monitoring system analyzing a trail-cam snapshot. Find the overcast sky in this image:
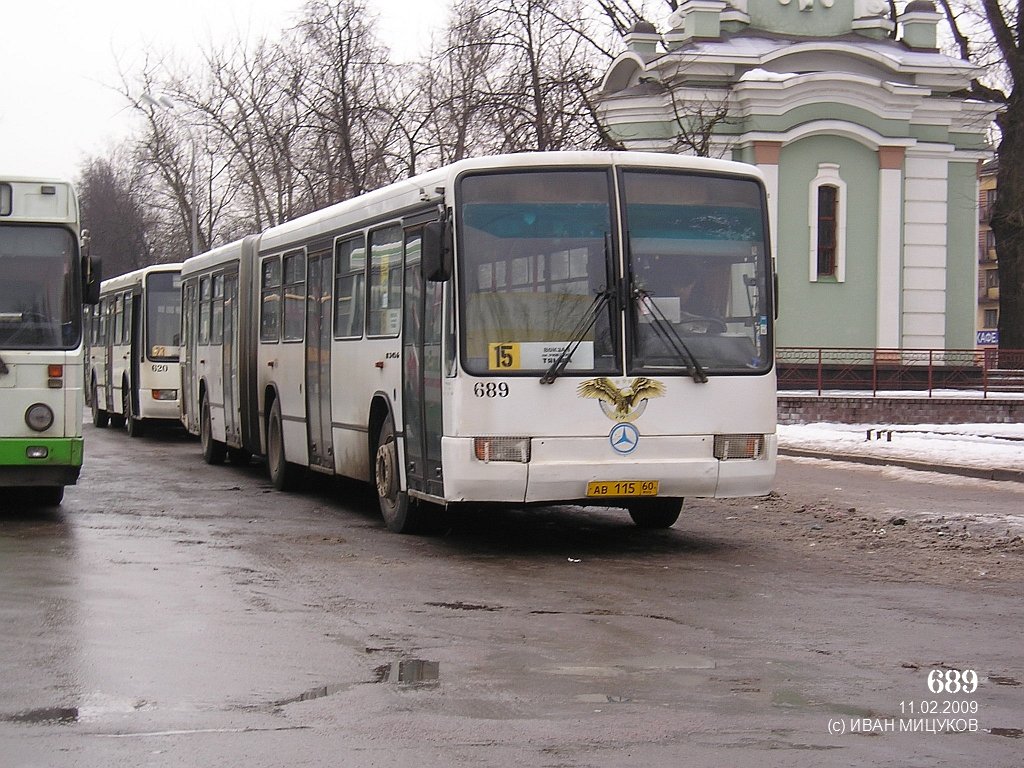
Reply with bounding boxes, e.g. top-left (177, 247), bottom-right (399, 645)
top-left (0, 0), bottom-right (444, 182)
